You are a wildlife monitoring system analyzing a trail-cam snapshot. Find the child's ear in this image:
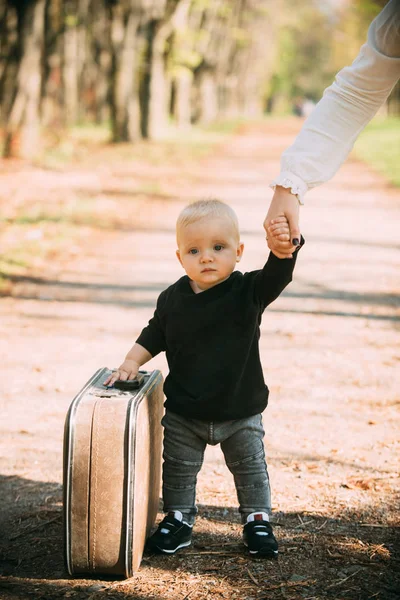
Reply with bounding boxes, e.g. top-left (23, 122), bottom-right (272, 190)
top-left (176, 249), bottom-right (183, 267)
top-left (236, 242), bottom-right (244, 262)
